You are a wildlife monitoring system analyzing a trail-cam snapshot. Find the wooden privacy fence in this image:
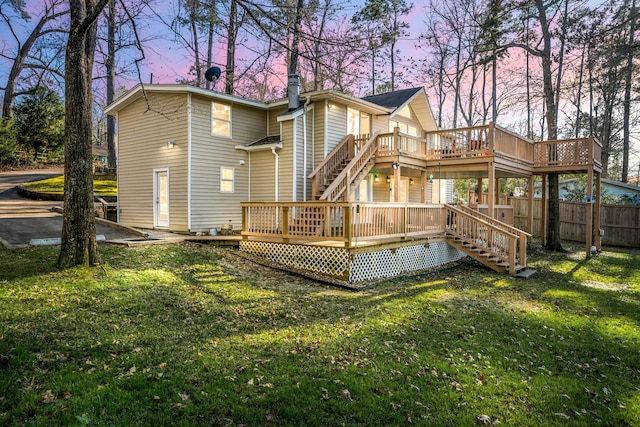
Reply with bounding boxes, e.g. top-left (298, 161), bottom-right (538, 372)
top-left (509, 197), bottom-right (640, 247)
